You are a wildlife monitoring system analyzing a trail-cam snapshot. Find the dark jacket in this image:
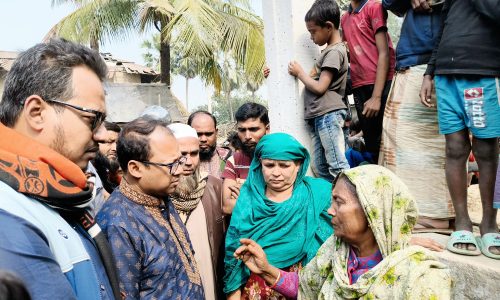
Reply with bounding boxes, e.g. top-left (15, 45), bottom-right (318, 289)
top-left (383, 0), bottom-right (442, 70)
top-left (201, 175), bottom-right (226, 299)
top-left (425, 0), bottom-right (500, 77)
